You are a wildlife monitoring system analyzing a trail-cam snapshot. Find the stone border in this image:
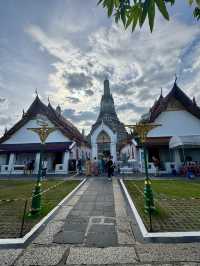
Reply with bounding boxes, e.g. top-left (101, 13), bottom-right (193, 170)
top-left (0, 178), bottom-right (86, 246)
top-left (120, 179), bottom-right (200, 240)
